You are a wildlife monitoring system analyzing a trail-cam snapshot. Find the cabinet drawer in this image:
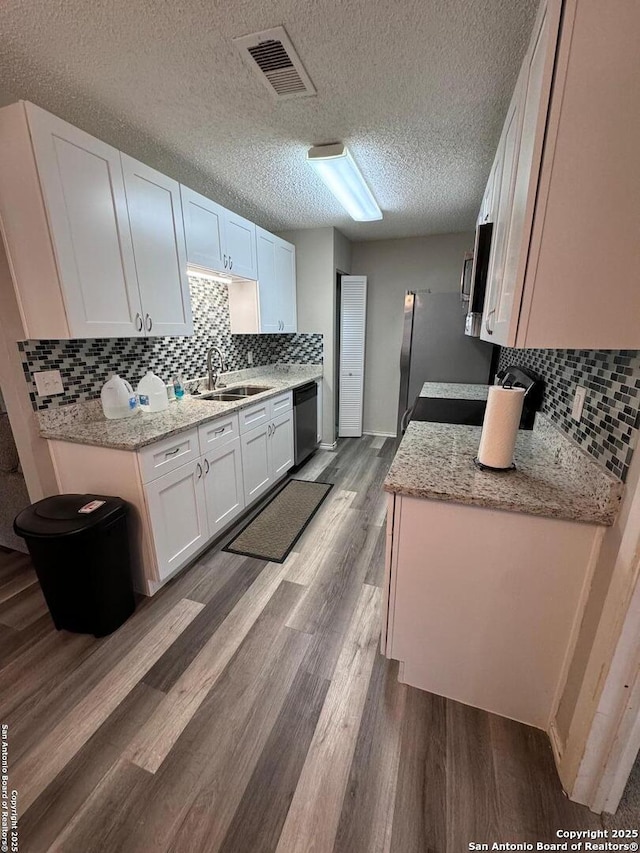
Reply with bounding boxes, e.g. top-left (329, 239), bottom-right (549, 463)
top-left (198, 413), bottom-right (239, 453)
top-left (138, 428), bottom-right (199, 483)
top-left (270, 391), bottom-right (292, 417)
top-left (239, 400), bottom-right (271, 434)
